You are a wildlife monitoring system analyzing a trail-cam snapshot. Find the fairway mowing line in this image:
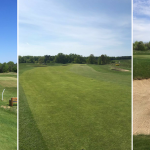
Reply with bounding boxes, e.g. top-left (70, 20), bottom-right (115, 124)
top-left (0, 80), bottom-right (17, 87)
top-left (0, 72), bottom-right (17, 75)
top-left (70, 64), bottom-right (130, 87)
top-left (0, 77), bottom-right (17, 81)
top-left (133, 79), bottom-right (150, 135)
